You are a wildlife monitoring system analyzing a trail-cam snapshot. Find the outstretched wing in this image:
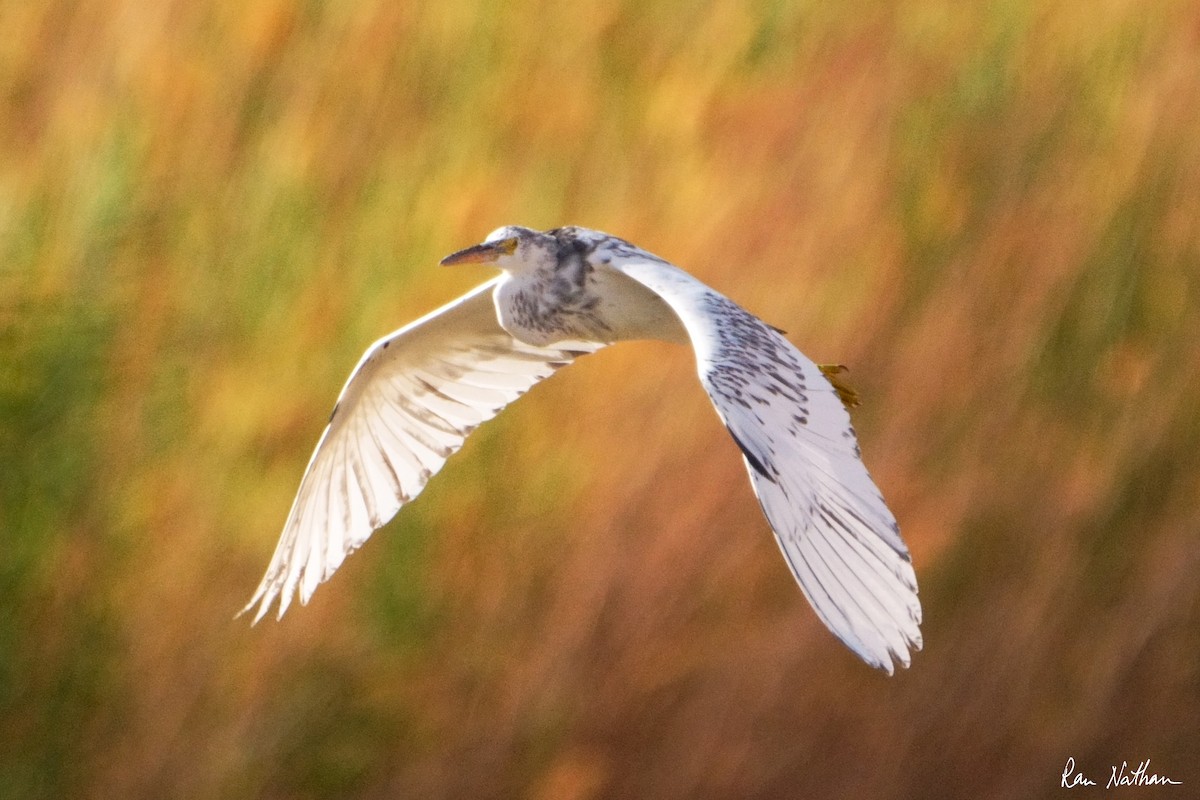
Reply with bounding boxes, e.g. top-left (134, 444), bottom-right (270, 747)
top-left (244, 277), bottom-right (602, 622)
top-left (612, 259), bottom-right (921, 674)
